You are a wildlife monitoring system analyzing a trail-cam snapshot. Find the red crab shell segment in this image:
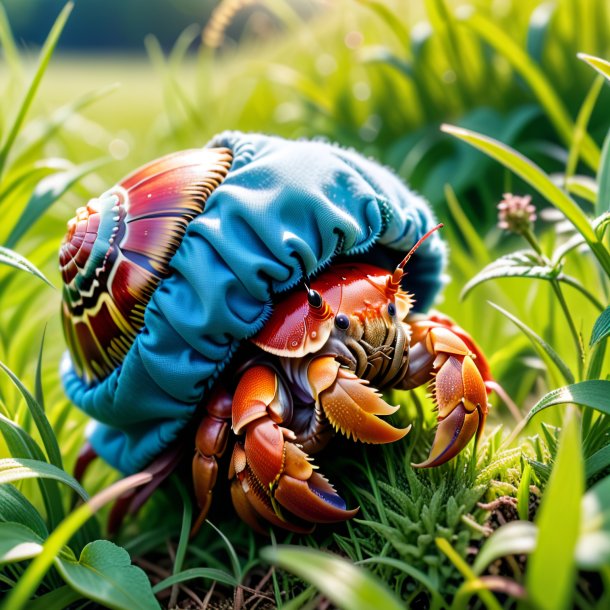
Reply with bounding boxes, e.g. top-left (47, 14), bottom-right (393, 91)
top-left (252, 263), bottom-right (413, 357)
top-left (60, 148), bottom-right (233, 384)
